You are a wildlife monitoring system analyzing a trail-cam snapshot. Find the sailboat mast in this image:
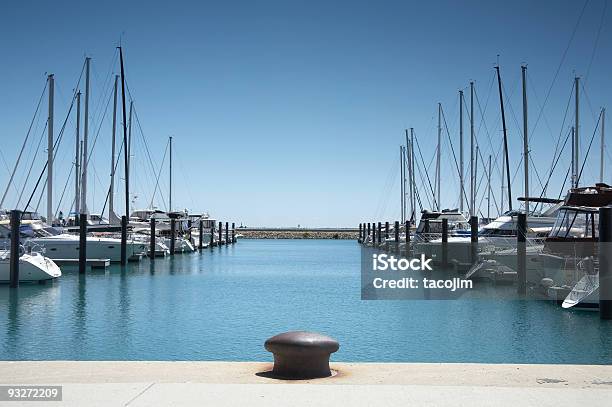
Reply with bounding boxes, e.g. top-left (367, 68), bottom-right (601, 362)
top-left (601, 108), bottom-right (606, 182)
top-left (400, 145), bottom-right (404, 223)
top-left (522, 65), bottom-right (529, 215)
top-left (75, 91), bottom-right (81, 216)
top-left (470, 82), bottom-right (475, 217)
top-left (495, 65), bottom-right (512, 211)
top-left (128, 100), bottom-right (133, 174)
top-left (436, 103), bottom-right (441, 211)
top-left (410, 128), bottom-right (416, 221)
top-left (47, 74), bottom-right (54, 224)
top-left (487, 155), bottom-right (491, 220)
top-left (118, 47), bottom-right (129, 217)
top-left (459, 90), bottom-right (464, 212)
top-left (81, 57), bottom-right (91, 216)
top-left (169, 136), bottom-right (173, 212)
top-left (110, 75), bottom-right (118, 220)
top-left (574, 76), bottom-right (580, 188)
